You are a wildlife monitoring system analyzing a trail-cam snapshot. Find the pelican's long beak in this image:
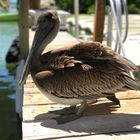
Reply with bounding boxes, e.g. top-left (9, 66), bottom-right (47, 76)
top-left (18, 54), bottom-right (31, 87)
